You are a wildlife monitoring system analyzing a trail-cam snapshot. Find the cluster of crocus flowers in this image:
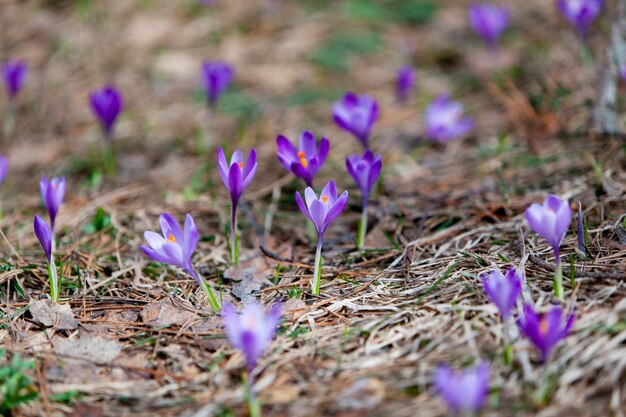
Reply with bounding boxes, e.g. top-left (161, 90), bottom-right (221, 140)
top-left (201, 60), bottom-right (233, 109)
top-left (395, 66), bottom-right (415, 104)
top-left (89, 85), bottom-right (123, 141)
top-left (140, 212), bottom-right (220, 312)
top-left (217, 148), bottom-right (257, 265)
top-left (296, 180), bottom-right (348, 295)
top-left (332, 92), bottom-right (378, 149)
top-left (424, 94), bottom-right (474, 142)
top-left (468, 3), bottom-right (510, 49)
top-left (276, 131), bottom-right (329, 187)
top-left (556, 0), bottom-right (603, 38)
top-left (516, 303), bottom-right (575, 363)
top-left (433, 362), bottom-right (490, 416)
top-left (345, 150), bottom-right (382, 248)
top-left (525, 194), bottom-right (571, 299)
top-left (2, 60), bottom-right (27, 102)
